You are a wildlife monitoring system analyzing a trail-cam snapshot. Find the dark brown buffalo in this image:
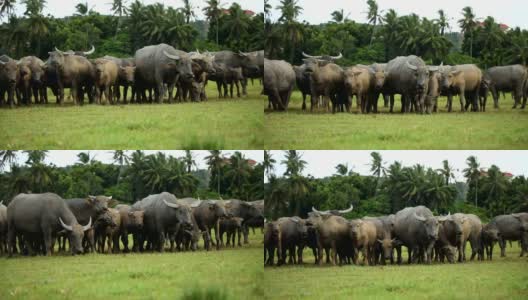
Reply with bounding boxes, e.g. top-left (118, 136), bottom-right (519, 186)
top-left (115, 204), bottom-right (144, 253)
top-left (0, 55), bottom-right (18, 108)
